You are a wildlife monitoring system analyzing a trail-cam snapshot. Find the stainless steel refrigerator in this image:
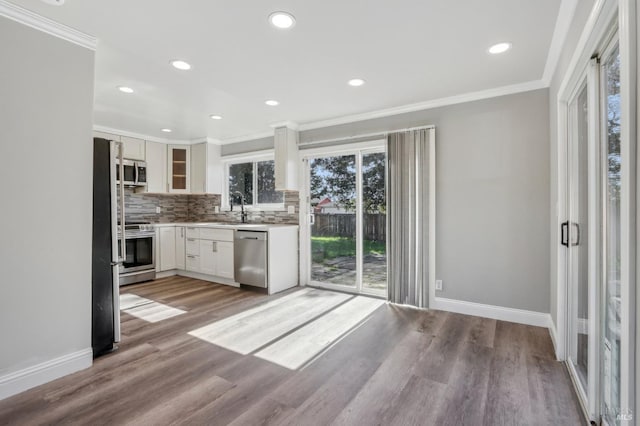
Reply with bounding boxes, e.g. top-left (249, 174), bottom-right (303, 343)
top-left (92, 138), bottom-right (124, 357)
